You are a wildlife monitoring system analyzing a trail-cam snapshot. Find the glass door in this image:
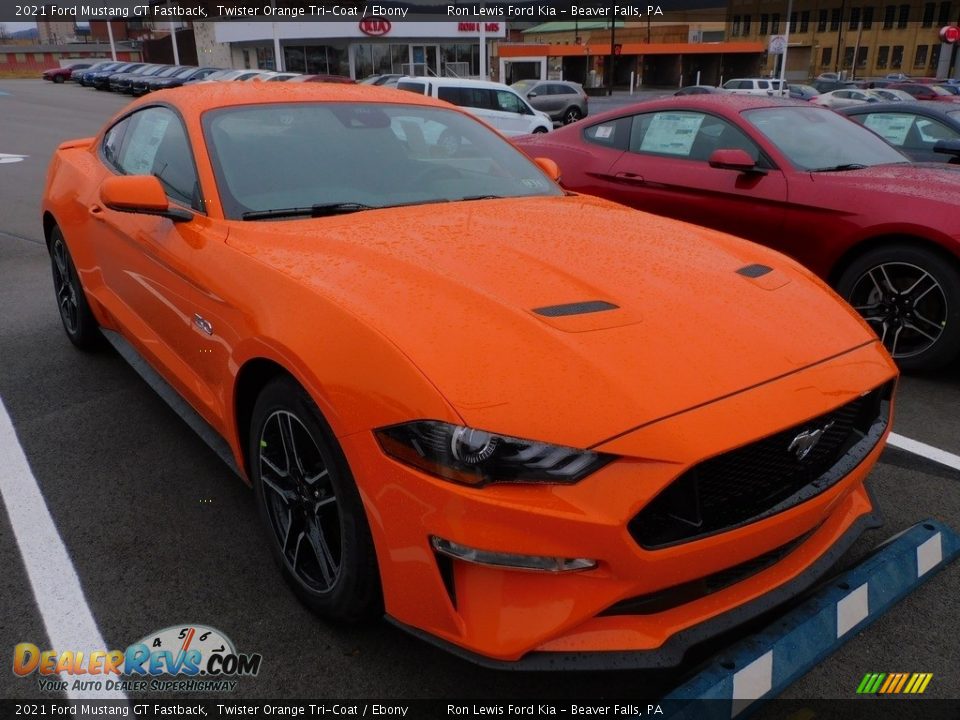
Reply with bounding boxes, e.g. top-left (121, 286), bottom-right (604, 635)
top-left (407, 45), bottom-right (439, 77)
